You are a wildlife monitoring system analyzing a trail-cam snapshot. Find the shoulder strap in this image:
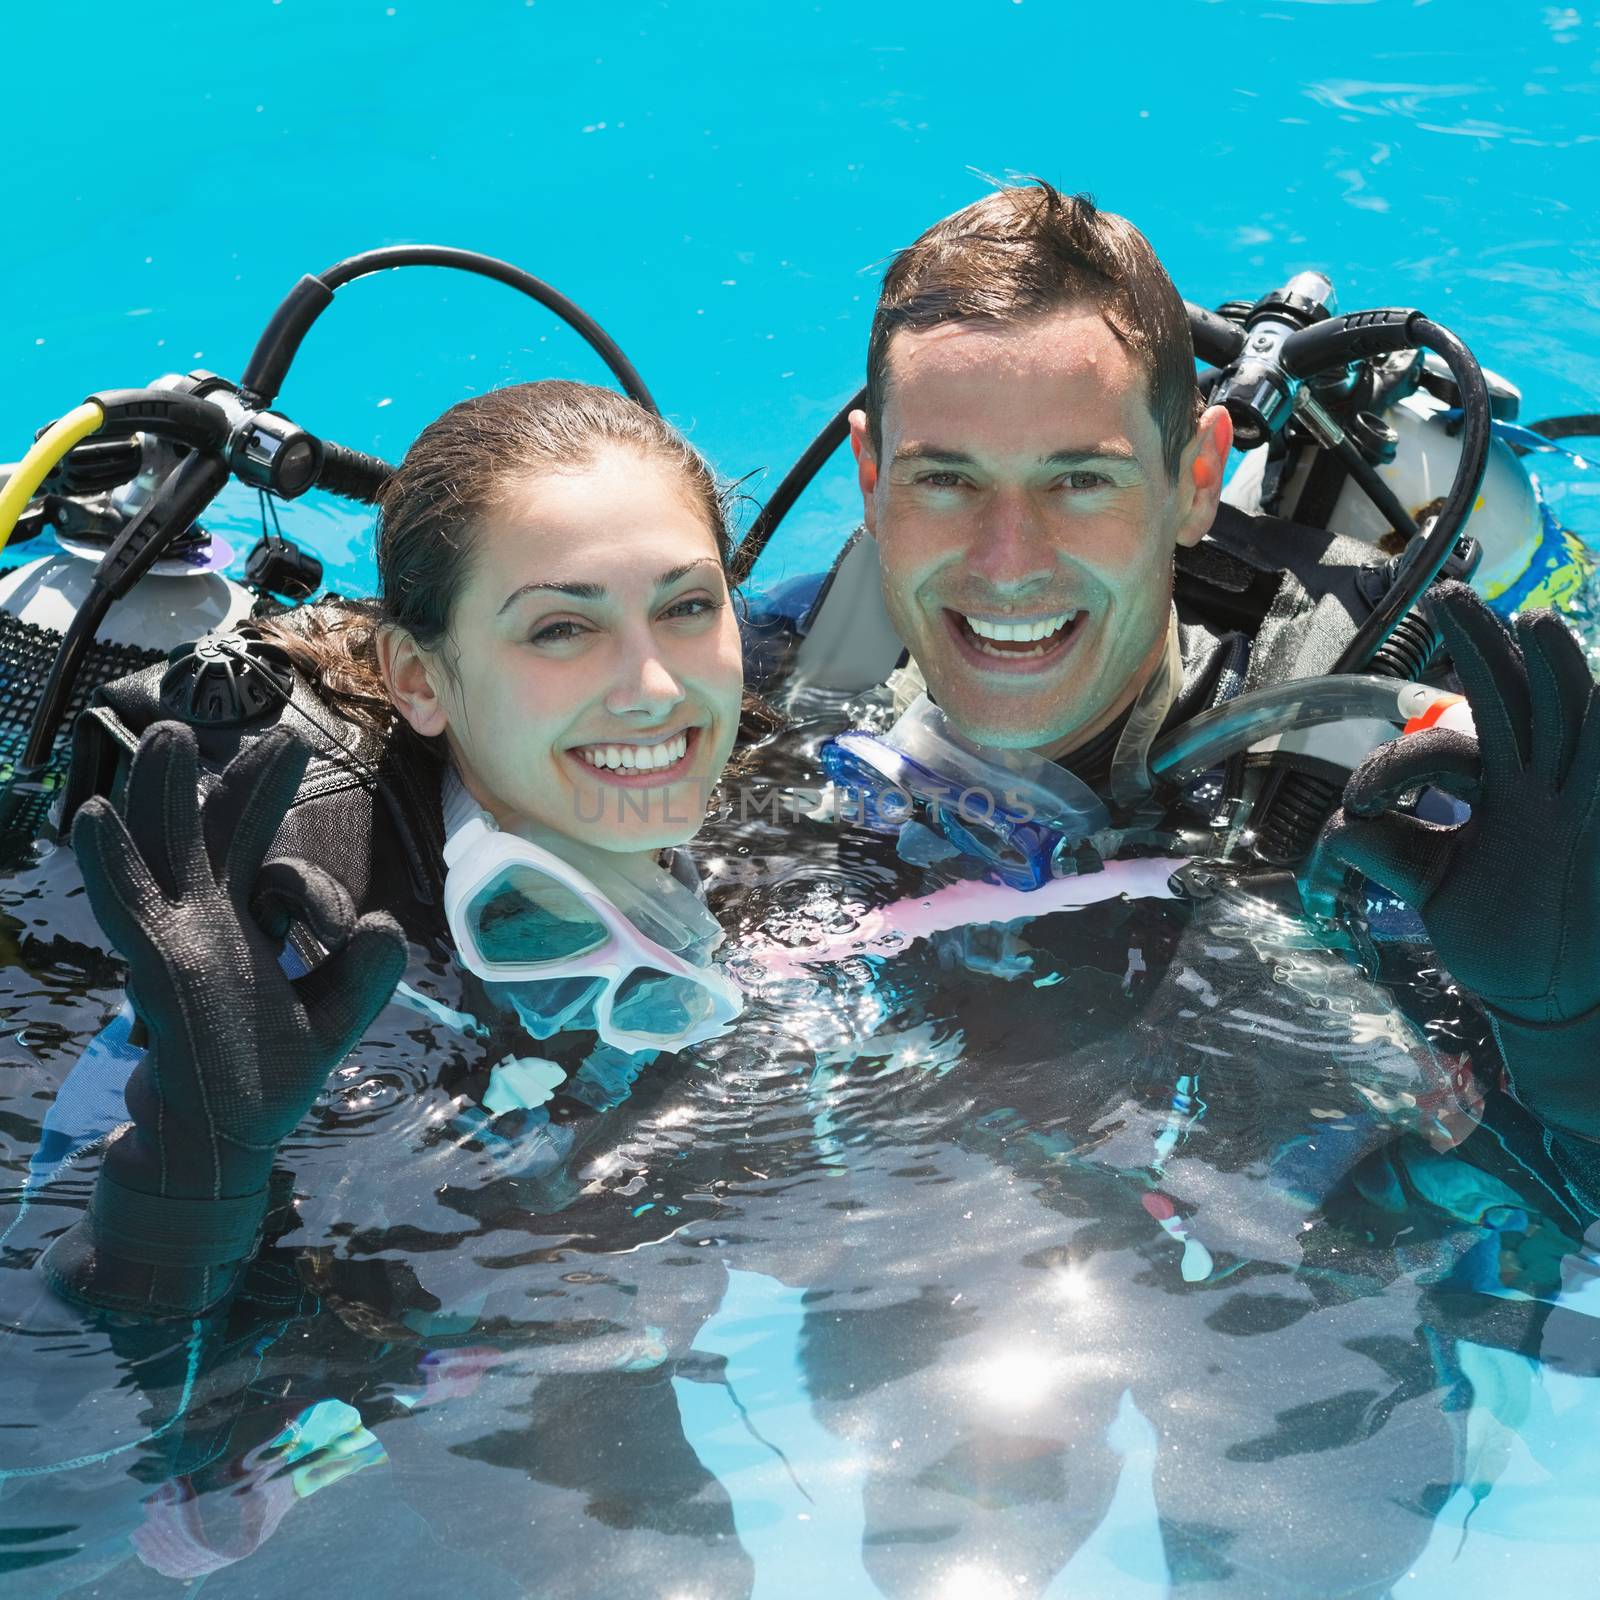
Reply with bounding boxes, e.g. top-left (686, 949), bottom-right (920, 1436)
top-left (789, 527), bottom-right (906, 693)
